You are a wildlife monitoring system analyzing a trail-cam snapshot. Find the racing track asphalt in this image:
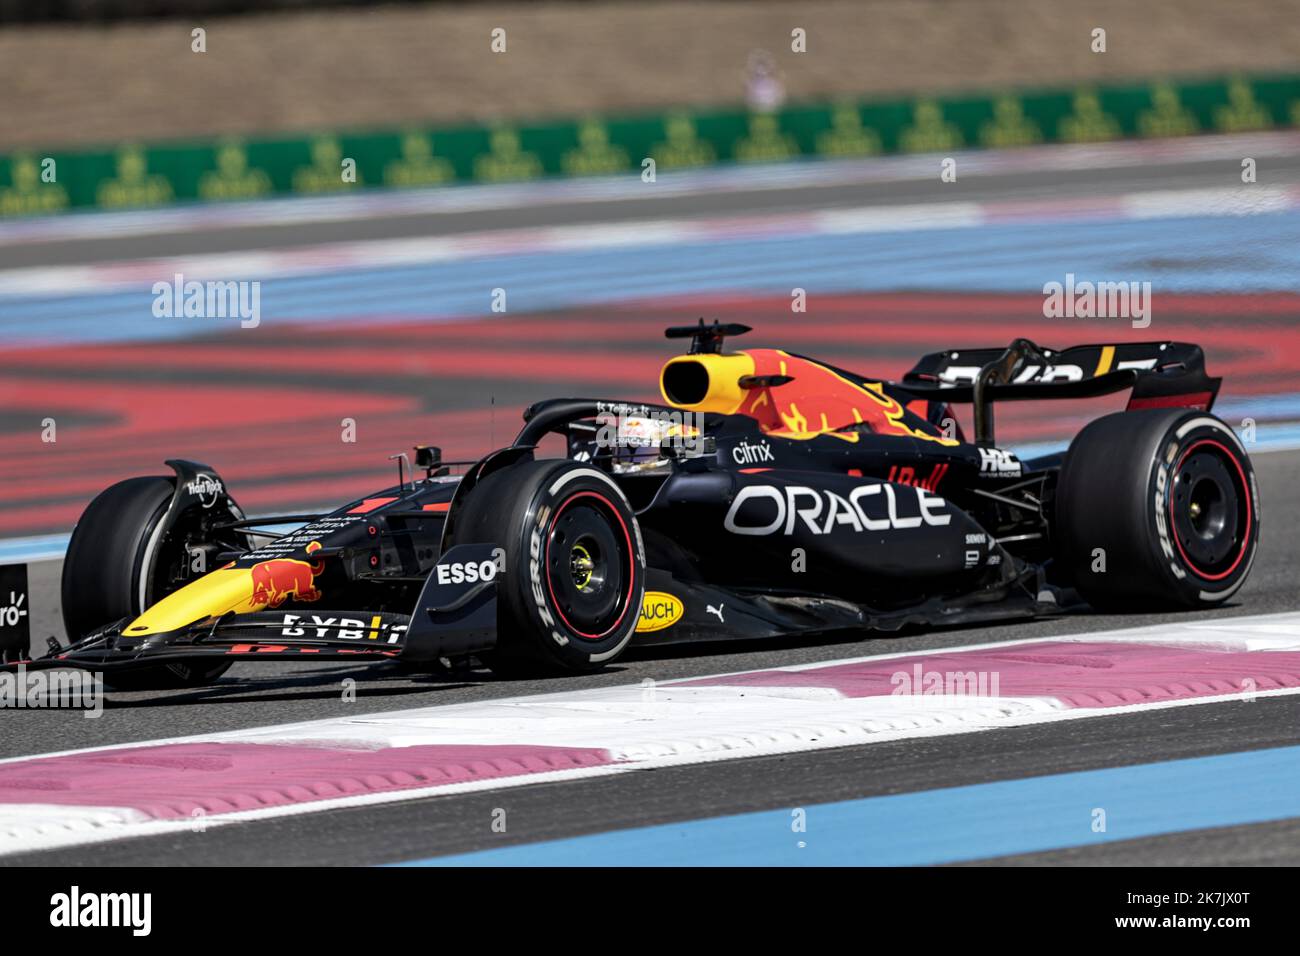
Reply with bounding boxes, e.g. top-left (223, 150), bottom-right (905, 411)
top-left (4, 447), bottom-right (1299, 865)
